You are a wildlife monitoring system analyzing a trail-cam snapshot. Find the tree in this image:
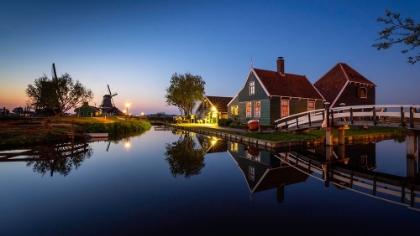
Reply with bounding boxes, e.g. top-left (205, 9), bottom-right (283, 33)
top-left (373, 9), bottom-right (420, 64)
top-left (165, 72), bottom-right (205, 119)
top-left (26, 73), bottom-right (94, 117)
